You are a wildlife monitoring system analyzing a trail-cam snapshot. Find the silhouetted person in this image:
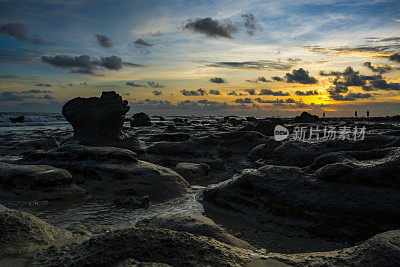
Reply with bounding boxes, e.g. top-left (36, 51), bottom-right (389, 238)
top-left (355, 111), bottom-right (358, 118)
top-left (367, 110), bottom-right (370, 117)
top-left (323, 112), bottom-right (325, 118)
